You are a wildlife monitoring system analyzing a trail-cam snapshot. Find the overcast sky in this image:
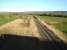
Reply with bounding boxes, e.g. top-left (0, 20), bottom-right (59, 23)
top-left (0, 0), bottom-right (67, 12)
